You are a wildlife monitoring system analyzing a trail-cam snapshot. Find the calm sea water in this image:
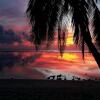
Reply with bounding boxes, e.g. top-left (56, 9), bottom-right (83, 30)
top-left (0, 51), bottom-right (99, 80)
